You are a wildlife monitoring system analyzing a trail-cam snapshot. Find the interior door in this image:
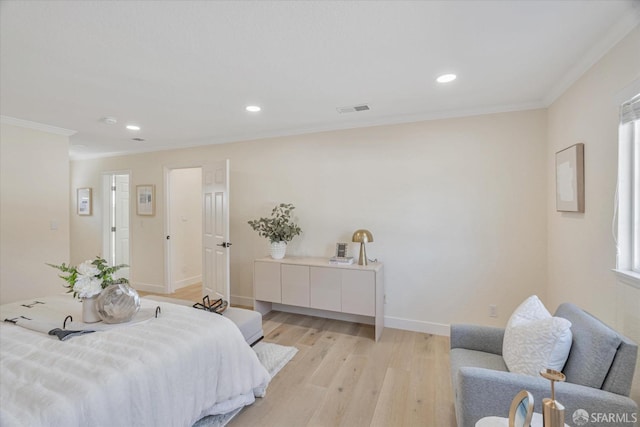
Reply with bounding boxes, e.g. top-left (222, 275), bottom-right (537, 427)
top-left (202, 159), bottom-right (230, 301)
top-left (103, 173), bottom-right (130, 280)
top-left (114, 174), bottom-right (130, 279)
